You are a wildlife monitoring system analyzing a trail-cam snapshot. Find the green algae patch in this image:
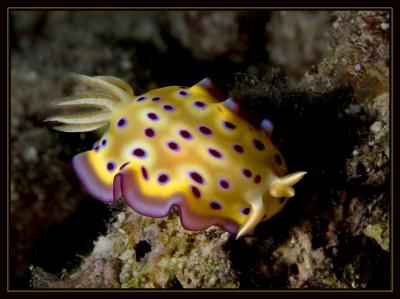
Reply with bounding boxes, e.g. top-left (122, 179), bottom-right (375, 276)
top-left (363, 224), bottom-right (389, 252)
